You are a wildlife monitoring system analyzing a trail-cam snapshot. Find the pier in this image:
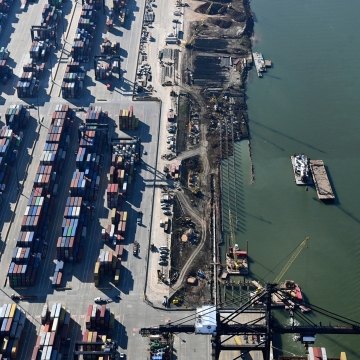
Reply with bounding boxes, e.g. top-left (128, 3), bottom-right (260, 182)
top-left (309, 160), bottom-right (335, 201)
